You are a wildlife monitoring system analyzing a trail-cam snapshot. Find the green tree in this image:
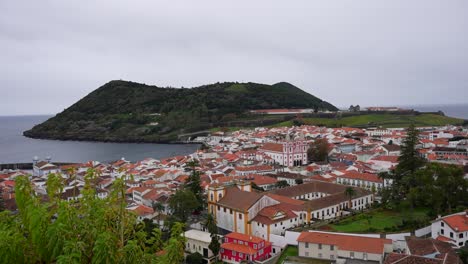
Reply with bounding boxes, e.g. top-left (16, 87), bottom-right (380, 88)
top-left (161, 222), bottom-right (186, 264)
top-left (344, 187), bottom-right (356, 209)
top-left (0, 171), bottom-right (161, 263)
top-left (151, 201), bottom-right (165, 226)
top-left (0, 187), bottom-right (5, 211)
top-left (275, 180), bottom-right (290, 189)
top-left (205, 214), bottom-right (221, 262)
top-left (295, 179), bottom-right (304, 185)
top-left (186, 252), bottom-right (204, 264)
top-left (251, 182), bottom-right (264, 192)
top-left (168, 189), bottom-right (200, 222)
top-left (307, 138), bottom-right (329, 162)
top-left (384, 123), bottom-right (426, 204)
top-left (185, 160), bottom-right (204, 210)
